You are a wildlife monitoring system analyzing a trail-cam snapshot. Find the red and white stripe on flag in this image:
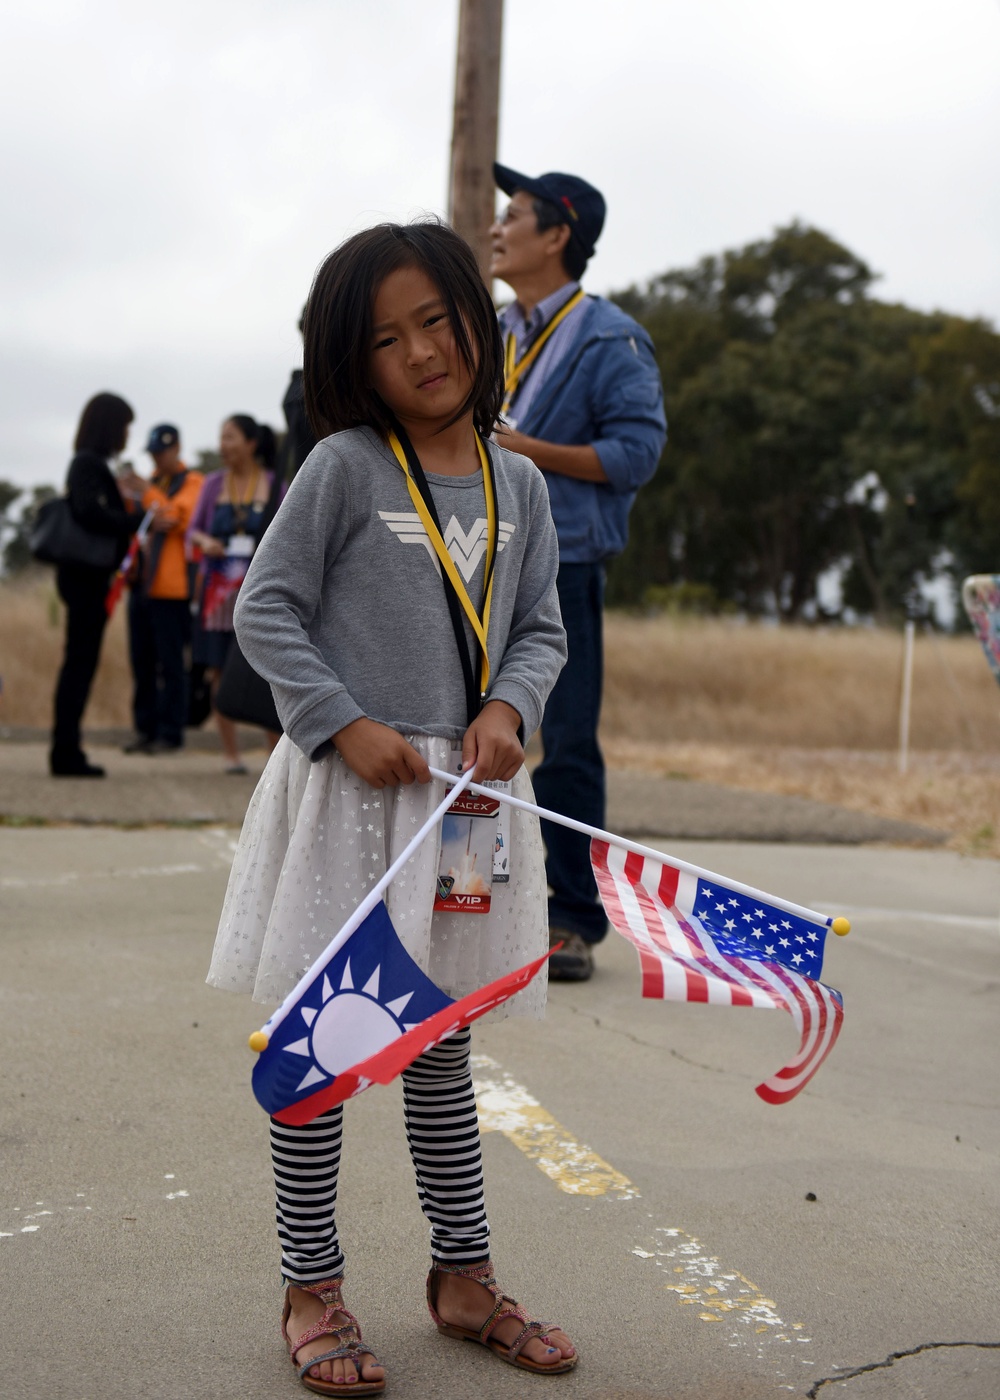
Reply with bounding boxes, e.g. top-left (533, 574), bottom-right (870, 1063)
top-left (591, 840), bottom-right (843, 1104)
